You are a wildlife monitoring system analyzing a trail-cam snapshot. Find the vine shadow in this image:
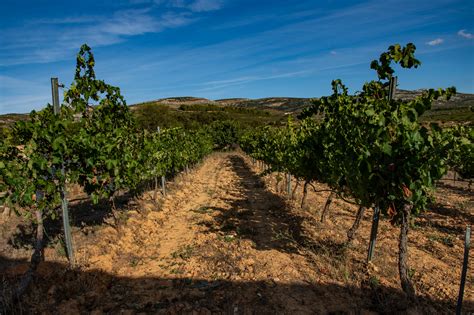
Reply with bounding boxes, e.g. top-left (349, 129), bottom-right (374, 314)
top-left (1, 256), bottom-right (468, 314)
top-left (199, 154), bottom-right (347, 259)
